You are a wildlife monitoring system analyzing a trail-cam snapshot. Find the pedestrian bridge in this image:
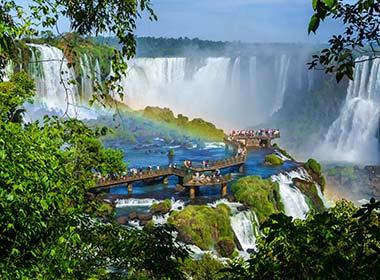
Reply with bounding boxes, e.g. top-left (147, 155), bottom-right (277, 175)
top-left (92, 155), bottom-right (247, 198)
